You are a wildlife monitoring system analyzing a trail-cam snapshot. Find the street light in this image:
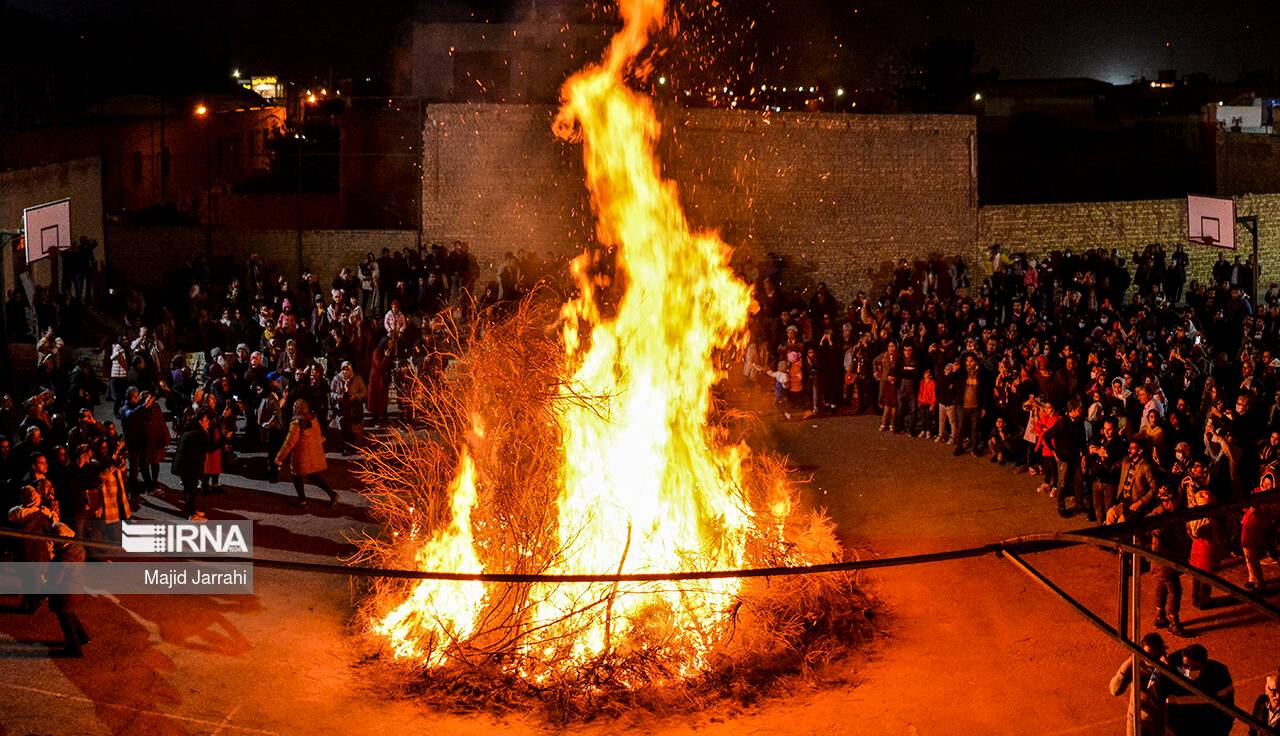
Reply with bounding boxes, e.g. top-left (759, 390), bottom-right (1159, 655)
top-left (196, 103), bottom-right (213, 264)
